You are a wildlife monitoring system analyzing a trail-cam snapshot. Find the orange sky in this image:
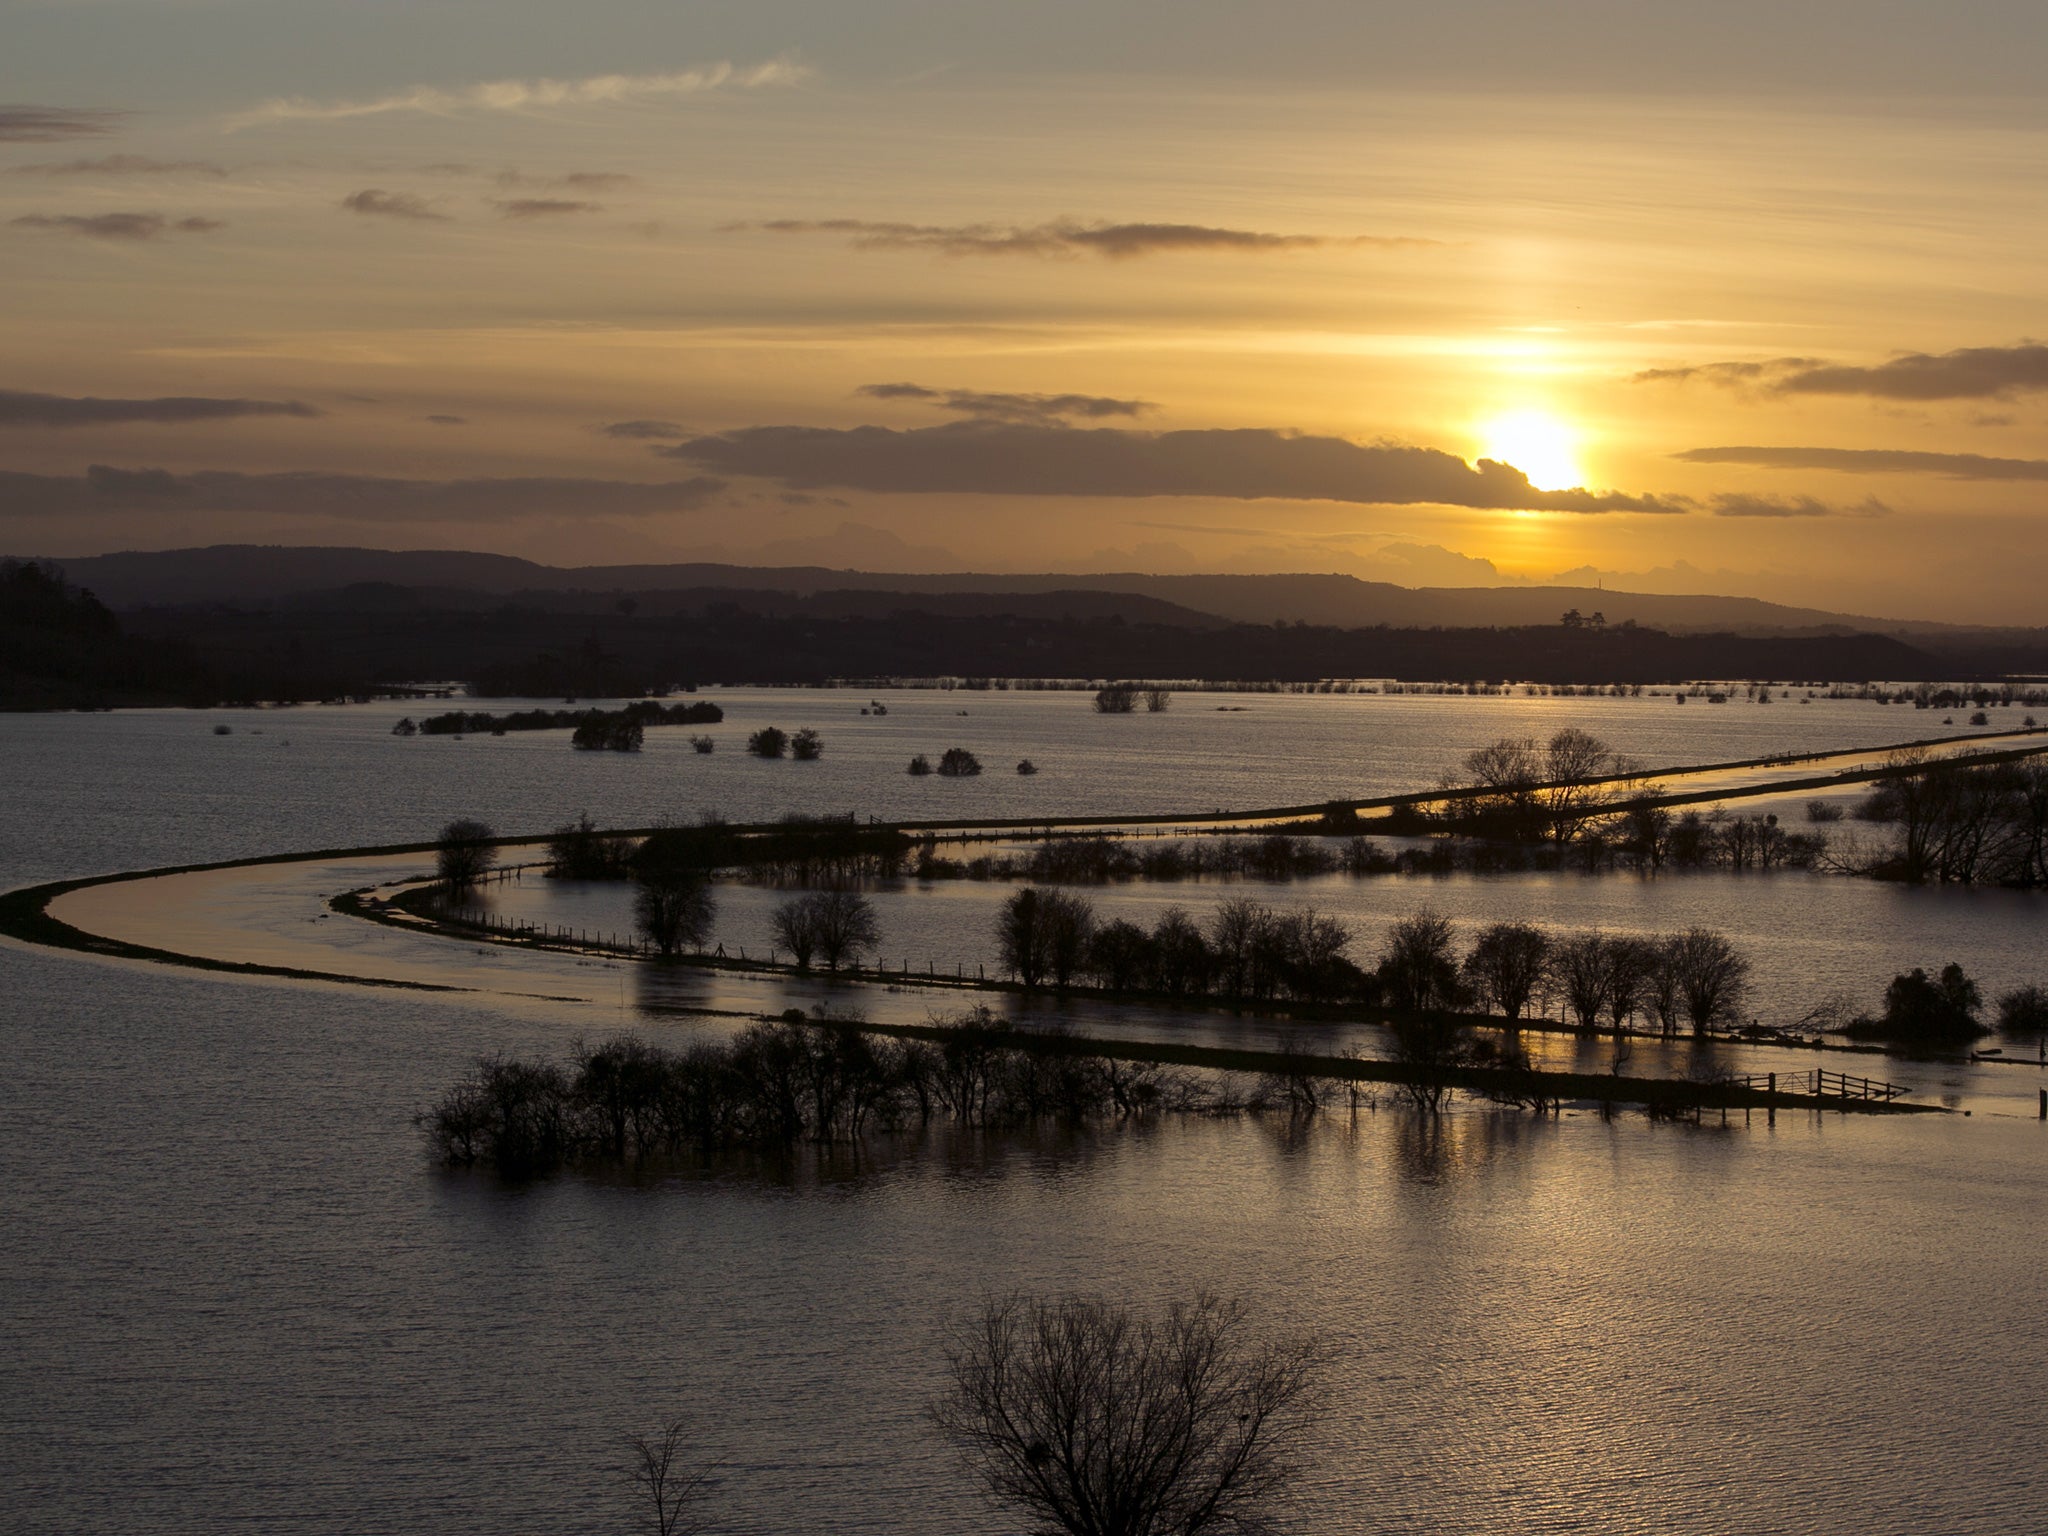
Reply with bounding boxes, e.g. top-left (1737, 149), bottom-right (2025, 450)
top-left (4, 5), bottom-right (2046, 622)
